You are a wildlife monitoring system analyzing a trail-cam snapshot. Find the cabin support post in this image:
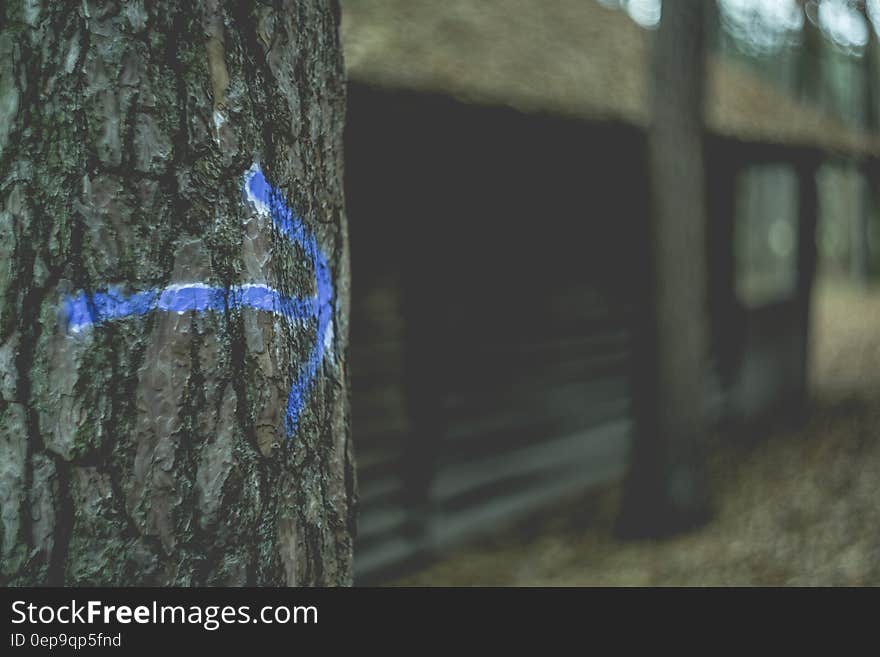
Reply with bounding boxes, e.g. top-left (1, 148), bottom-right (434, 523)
top-left (706, 150), bottom-right (743, 402)
top-left (794, 157), bottom-right (820, 409)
